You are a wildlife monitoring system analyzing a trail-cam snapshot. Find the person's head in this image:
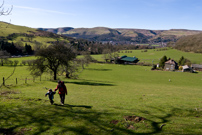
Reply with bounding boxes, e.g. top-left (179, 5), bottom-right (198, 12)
top-left (61, 81), bottom-right (64, 85)
top-left (48, 89), bottom-right (52, 93)
top-left (58, 80), bottom-right (61, 84)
